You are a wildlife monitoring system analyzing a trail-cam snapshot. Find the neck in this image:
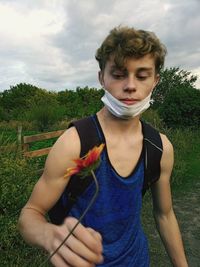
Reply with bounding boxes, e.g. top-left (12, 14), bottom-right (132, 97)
top-left (97, 107), bottom-right (141, 135)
